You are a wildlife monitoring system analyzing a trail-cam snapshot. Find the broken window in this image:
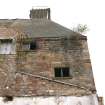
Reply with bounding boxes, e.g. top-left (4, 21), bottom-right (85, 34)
top-left (54, 67), bottom-right (70, 77)
top-left (22, 41), bottom-right (37, 51)
top-left (0, 39), bottom-right (15, 54)
top-left (30, 42), bottom-right (37, 50)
